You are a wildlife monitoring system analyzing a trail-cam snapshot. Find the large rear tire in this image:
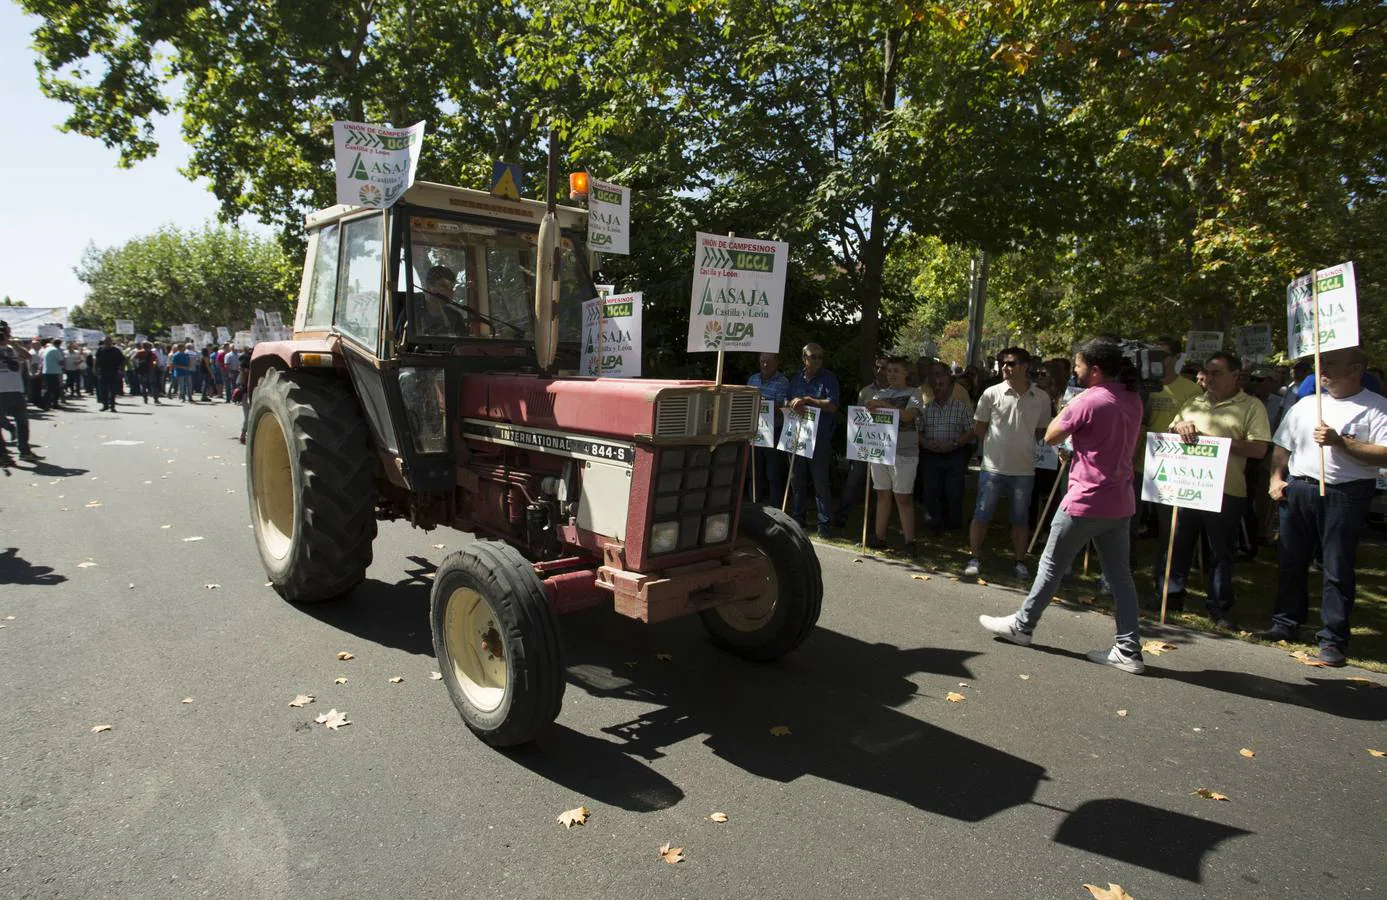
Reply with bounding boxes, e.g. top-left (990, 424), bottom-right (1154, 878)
top-left (430, 542), bottom-right (565, 747)
top-left (699, 503), bottom-right (822, 661)
top-left (247, 368), bottom-right (377, 603)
